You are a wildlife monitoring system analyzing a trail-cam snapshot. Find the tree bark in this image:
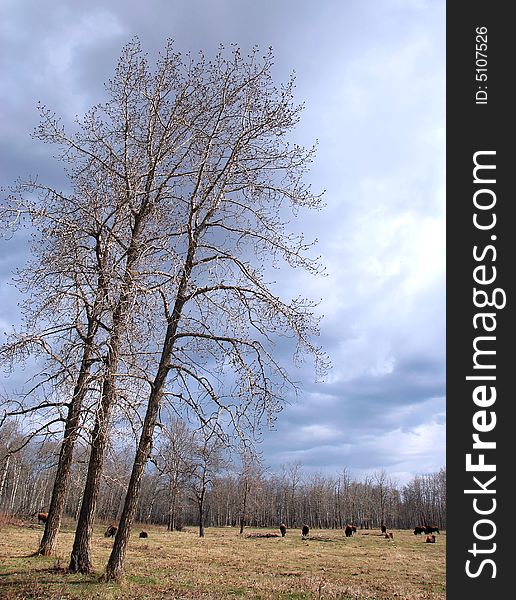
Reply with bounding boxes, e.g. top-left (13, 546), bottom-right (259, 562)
top-left (199, 500), bottom-right (205, 538)
top-left (0, 452), bottom-right (10, 503)
top-left (198, 486), bottom-right (206, 538)
top-left (68, 392), bottom-right (113, 573)
top-left (167, 480), bottom-right (178, 531)
top-left (105, 240), bottom-right (195, 582)
top-left (104, 400), bottom-right (160, 581)
top-left (38, 335), bottom-right (95, 556)
top-left (68, 211), bottom-right (145, 573)
top-left (239, 478), bottom-right (248, 535)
